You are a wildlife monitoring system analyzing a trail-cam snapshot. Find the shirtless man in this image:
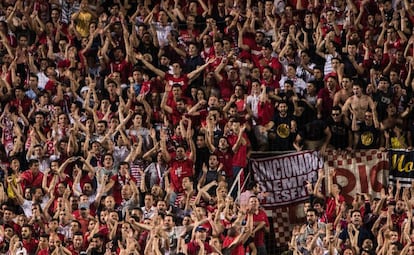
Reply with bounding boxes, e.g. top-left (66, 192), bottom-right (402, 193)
top-left (342, 83), bottom-right (379, 128)
top-left (333, 76), bottom-right (353, 107)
